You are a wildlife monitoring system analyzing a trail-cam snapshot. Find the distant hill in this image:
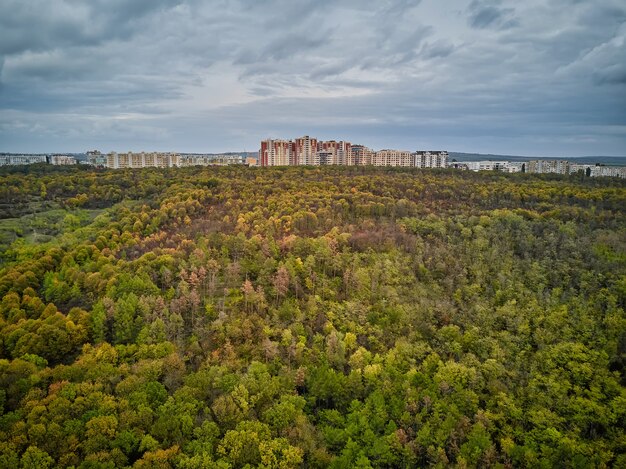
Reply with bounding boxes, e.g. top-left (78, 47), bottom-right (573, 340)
top-left (450, 152), bottom-right (626, 166)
